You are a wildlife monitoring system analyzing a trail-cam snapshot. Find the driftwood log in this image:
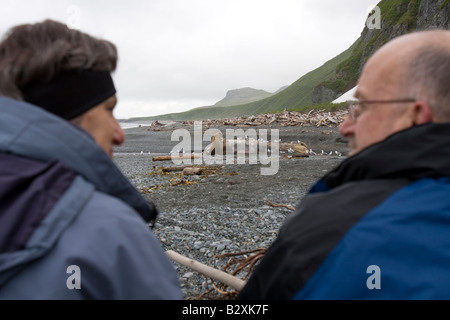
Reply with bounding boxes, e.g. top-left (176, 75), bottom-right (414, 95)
top-left (265, 198), bottom-right (295, 211)
top-left (160, 166), bottom-right (203, 175)
top-left (161, 165), bottom-right (192, 172)
top-left (166, 250), bottom-right (246, 291)
top-left (152, 154), bottom-right (201, 161)
top-left (183, 167), bottom-right (203, 175)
